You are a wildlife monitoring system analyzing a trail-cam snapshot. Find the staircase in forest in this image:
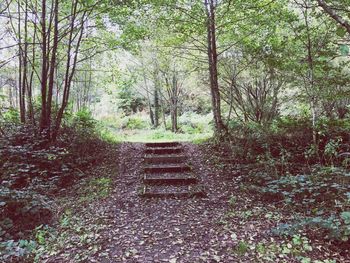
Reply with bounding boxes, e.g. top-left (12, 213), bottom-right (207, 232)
top-left (139, 142), bottom-right (205, 198)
